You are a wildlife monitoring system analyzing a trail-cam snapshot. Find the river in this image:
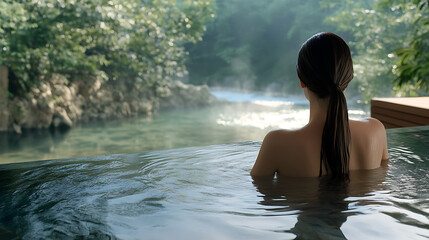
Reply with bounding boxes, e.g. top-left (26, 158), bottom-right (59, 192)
top-left (0, 89), bottom-right (368, 164)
